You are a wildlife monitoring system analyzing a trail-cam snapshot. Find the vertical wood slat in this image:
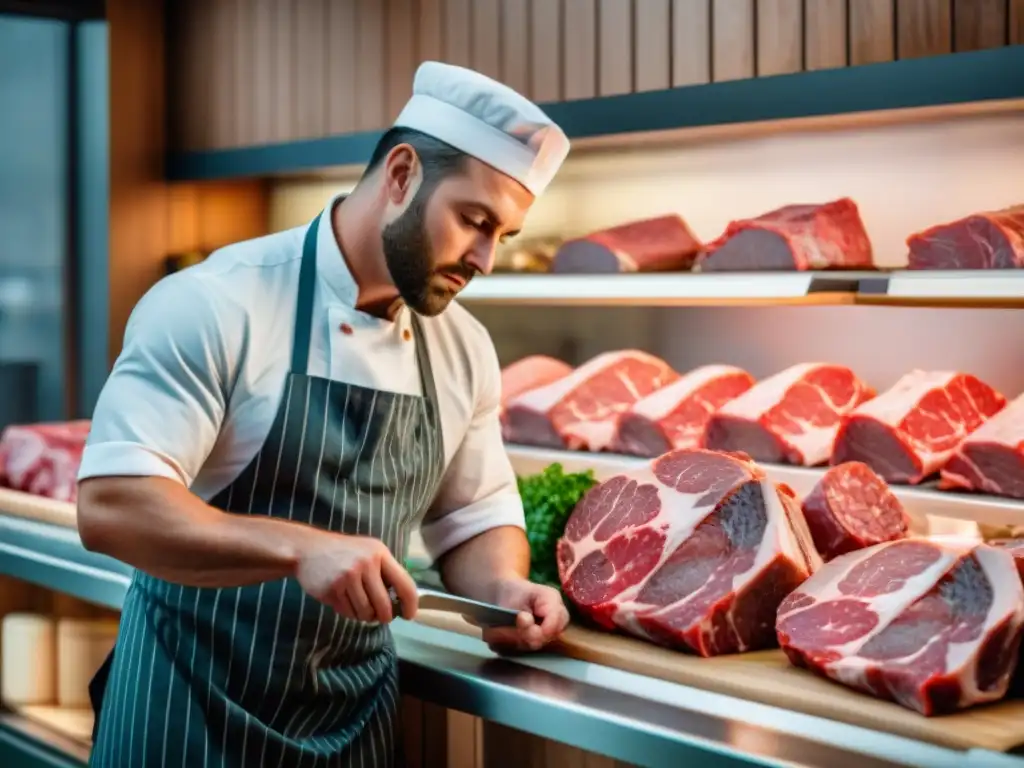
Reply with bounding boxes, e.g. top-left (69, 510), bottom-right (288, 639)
top-left (355, 0), bottom-right (387, 130)
top-left (671, 0), bottom-right (711, 86)
top-left (444, 0), bottom-right (472, 67)
top-left (271, 0), bottom-right (295, 142)
top-left (712, 0), bottom-right (755, 81)
top-left (386, 0), bottom-right (419, 121)
top-left (756, 0), bottom-right (803, 76)
top-left (326, 0), bottom-right (357, 134)
top-left (472, 0), bottom-right (503, 81)
top-left (804, 0), bottom-right (848, 71)
top-left (531, 0), bottom-right (562, 102)
top-left (211, 0), bottom-right (237, 147)
top-left (418, 0), bottom-right (444, 62)
top-left (848, 0), bottom-right (895, 64)
top-left (897, 0), bottom-right (953, 59)
top-left (501, 0), bottom-right (531, 96)
top-left (294, 0), bottom-right (328, 139)
top-left (1013, 0), bottom-right (1024, 43)
top-left (953, 0), bottom-right (1007, 51)
top-left (233, 0), bottom-right (255, 146)
top-left (186, 0), bottom-right (215, 149)
top-left (563, 0), bottom-right (597, 100)
top-left (597, 0), bottom-right (632, 95)
top-left (251, 0), bottom-right (277, 144)
top-left (634, 0), bottom-right (671, 91)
